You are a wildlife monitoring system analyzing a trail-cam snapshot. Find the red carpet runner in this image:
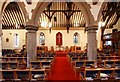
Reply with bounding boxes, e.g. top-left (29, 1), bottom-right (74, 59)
top-left (48, 51), bottom-right (79, 80)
